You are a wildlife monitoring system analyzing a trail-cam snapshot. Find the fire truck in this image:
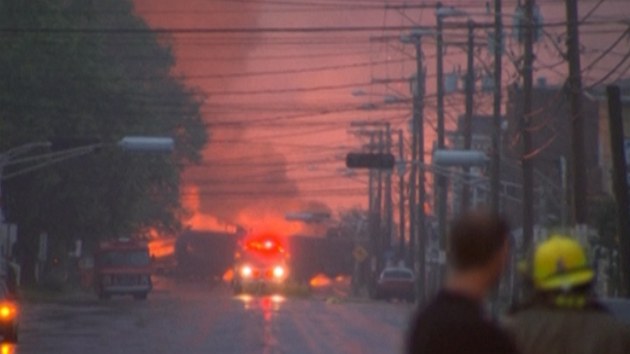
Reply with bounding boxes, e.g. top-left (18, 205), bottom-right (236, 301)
top-left (94, 238), bottom-right (152, 300)
top-left (232, 233), bottom-right (288, 294)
